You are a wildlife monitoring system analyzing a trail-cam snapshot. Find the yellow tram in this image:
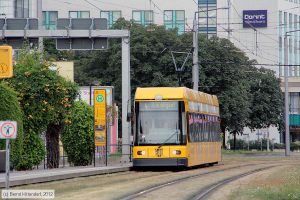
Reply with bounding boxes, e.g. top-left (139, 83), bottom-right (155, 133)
top-left (132, 87), bottom-right (221, 167)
